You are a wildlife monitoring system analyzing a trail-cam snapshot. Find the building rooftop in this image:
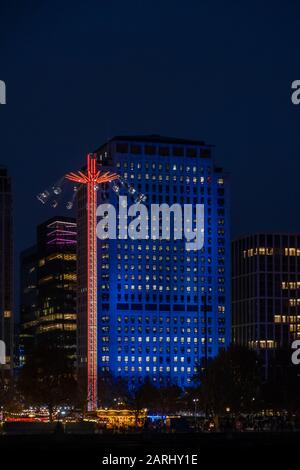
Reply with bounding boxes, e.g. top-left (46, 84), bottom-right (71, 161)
top-left (110, 134), bottom-right (209, 145)
top-left (232, 232), bottom-right (300, 242)
top-left (95, 134), bottom-right (214, 153)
